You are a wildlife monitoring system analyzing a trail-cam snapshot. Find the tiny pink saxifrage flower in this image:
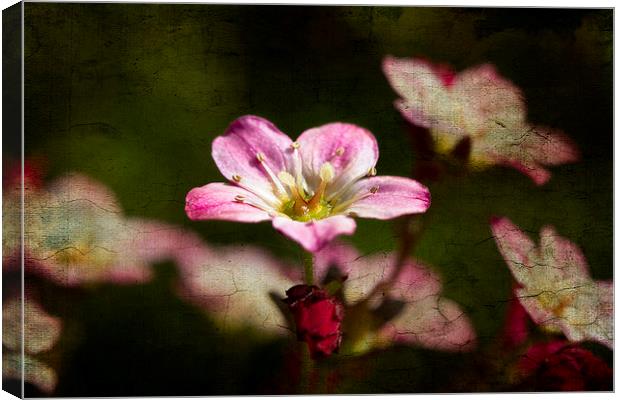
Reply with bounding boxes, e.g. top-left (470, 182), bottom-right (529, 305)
top-left (314, 242), bottom-right (477, 354)
top-left (185, 115), bottom-right (431, 252)
top-left (382, 57), bottom-right (580, 185)
top-left (176, 240), bottom-right (476, 354)
top-left (490, 217), bottom-right (612, 349)
top-left (3, 171), bottom-right (204, 286)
